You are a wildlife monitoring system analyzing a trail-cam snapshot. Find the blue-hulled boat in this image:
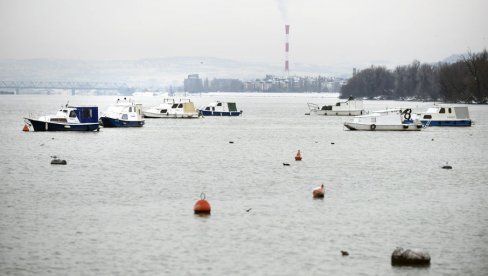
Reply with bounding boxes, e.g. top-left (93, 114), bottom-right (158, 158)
top-left (24, 105), bottom-right (100, 131)
top-left (99, 98), bottom-right (145, 127)
top-left (415, 106), bottom-right (472, 127)
top-left (198, 101), bottom-right (242, 116)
